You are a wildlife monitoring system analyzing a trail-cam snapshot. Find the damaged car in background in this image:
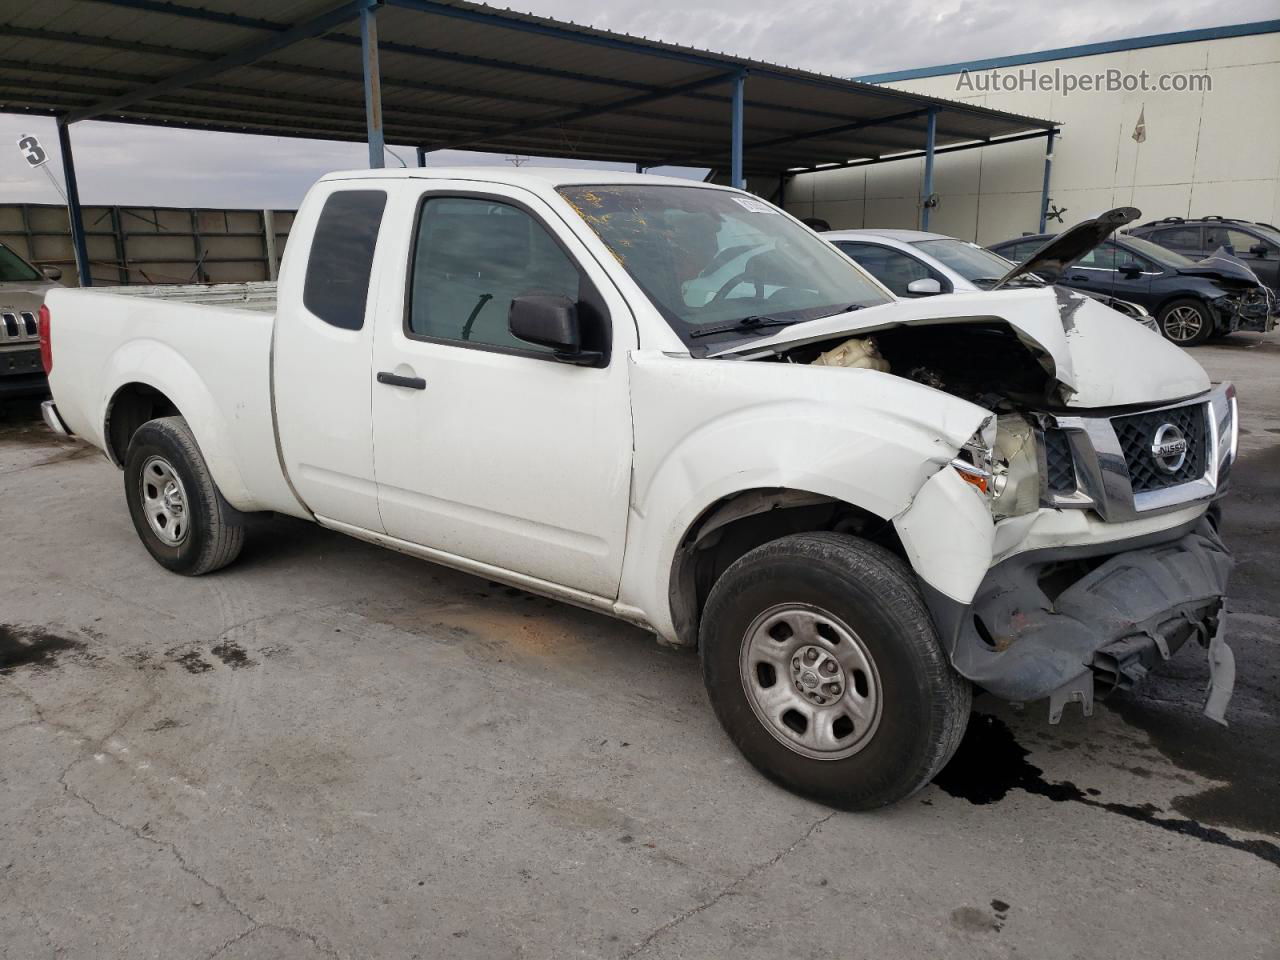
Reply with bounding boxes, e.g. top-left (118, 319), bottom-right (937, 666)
top-left (991, 218), bottom-right (1278, 346)
top-left (40, 169), bottom-right (1239, 811)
